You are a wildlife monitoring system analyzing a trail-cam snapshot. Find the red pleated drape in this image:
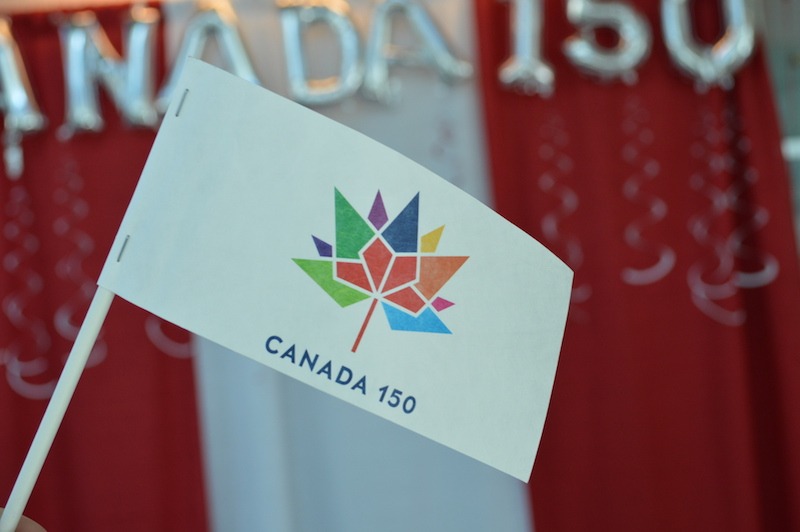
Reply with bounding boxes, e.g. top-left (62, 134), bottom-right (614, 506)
top-left (475, 2), bottom-right (800, 531)
top-left (0, 7), bottom-right (208, 531)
